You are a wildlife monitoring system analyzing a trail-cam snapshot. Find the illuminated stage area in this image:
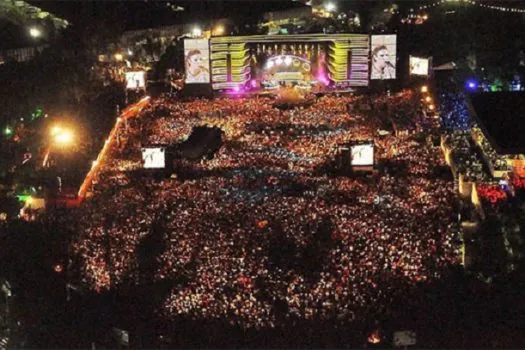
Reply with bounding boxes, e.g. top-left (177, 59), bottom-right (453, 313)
top-left (72, 90), bottom-right (460, 334)
top-left (209, 34), bottom-right (370, 91)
